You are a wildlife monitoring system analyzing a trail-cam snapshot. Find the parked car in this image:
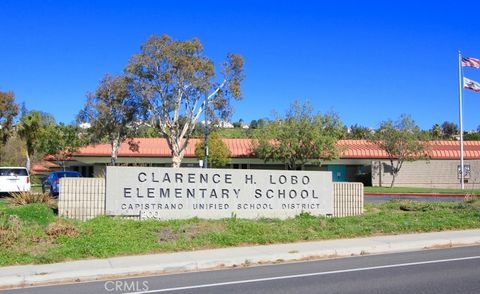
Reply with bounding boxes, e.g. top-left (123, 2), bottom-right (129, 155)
top-left (0, 167), bottom-right (31, 195)
top-left (42, 171), bottom-right (82, 196)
